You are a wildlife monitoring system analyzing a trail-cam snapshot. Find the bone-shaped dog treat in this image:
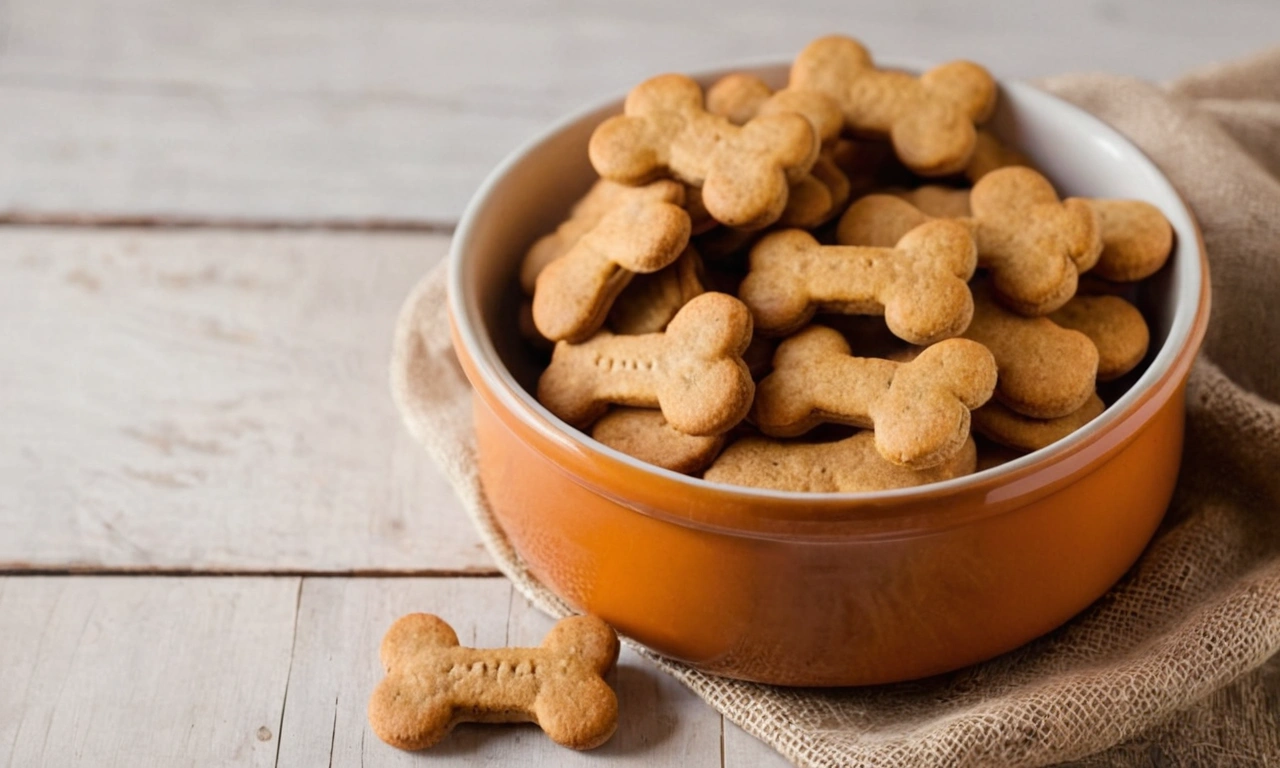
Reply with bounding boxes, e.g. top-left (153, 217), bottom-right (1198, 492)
top-left (1087, 199), bottom-right (1174, 282)
top-left (704, 431), bottom-right (977, 493)
top-left (591, 407), bottom-right (726, 474)
top-left (521, 179), bottom-right (686, 295)
top-left (972, 393), bottom-right (1106, 452)
top-left (752, 326), bottom-right (996, 468)
top-left (962, 285), bottom-right (1099, 419)
top-left (870, 188), bottom-right (1173, 285)
top-left (1048, 294), bottom-right (1150, 381)
top-left (368, 613), bottom-right (620, 751)
top-left (608, 246), bottom-right (705, 335)
top-left (738, 221), bottom-right (977, 343)
top-left (790, 35), bottom-right (997, 176)
top-left (838, 168), bottom-right (1103, 315)
top-left (589, 73), bottom-right (819, 230)
top-left (706, 72), bottom-right (845, 144)
top-left (532, 199), bottom-right (691, 343)
top-left (537, 292), bottom-right (755, 435)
